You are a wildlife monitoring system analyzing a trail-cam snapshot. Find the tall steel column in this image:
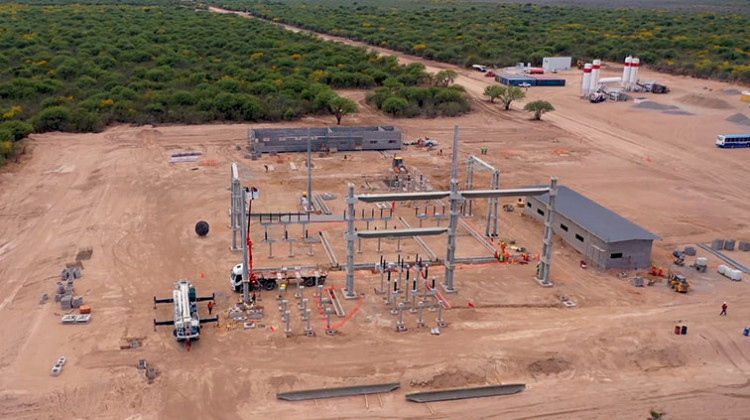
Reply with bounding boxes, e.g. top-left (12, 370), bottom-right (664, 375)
top-left (344, 183), bottom-right (357, 298)
top-left (241, 189), bottom-right (250, 303)
top-left (231, 163), bottom-right (242, 251)
top-left (464, 160), bottom-right (474, 216)
top-left (537, 177), bottom-right (558, 286)
top-left (306, 129), bottom-right (313, 212)
top-left (442, 126), bottom-right (461, 293)
top-left (485, 170), bottom-right (500, 238)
